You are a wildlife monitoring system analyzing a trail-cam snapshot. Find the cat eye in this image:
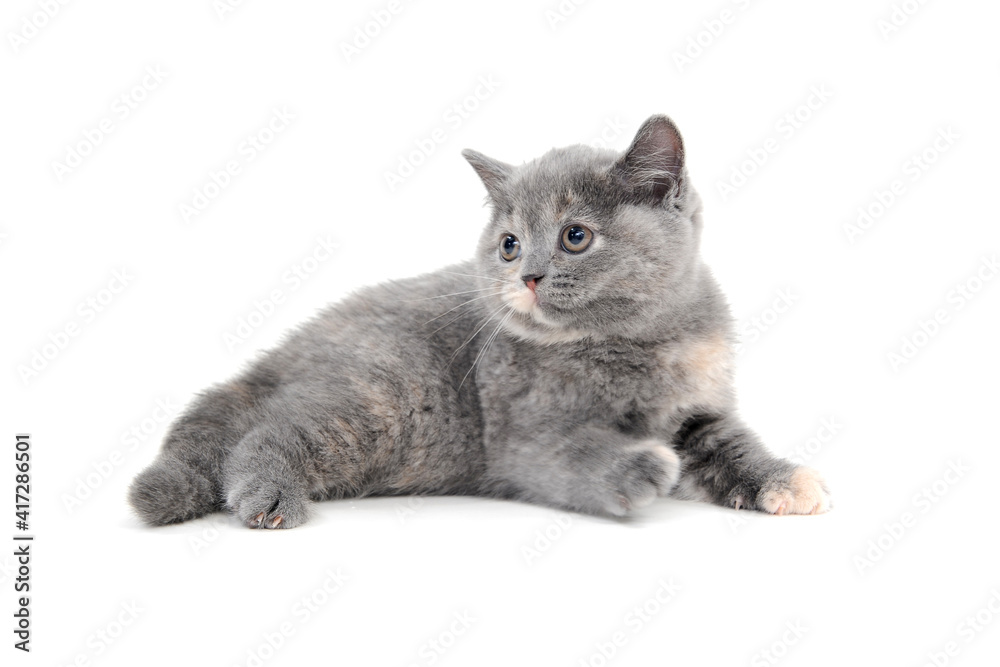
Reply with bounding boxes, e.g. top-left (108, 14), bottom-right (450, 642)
top-left (499, 234), bottom-right (521, 261)
top-left (560, 224), bottom-right (593, 253)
